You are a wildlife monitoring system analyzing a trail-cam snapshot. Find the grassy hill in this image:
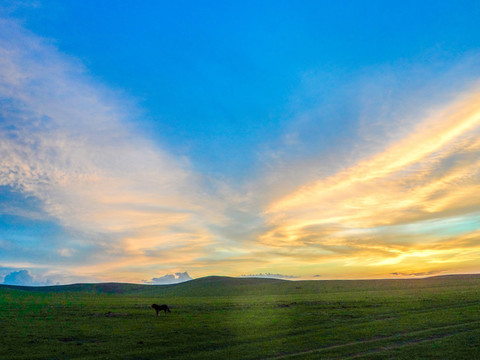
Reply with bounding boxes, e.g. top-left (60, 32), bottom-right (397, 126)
top-left (2, 273), bottom-right (480, 296)
top-left (0, 275), bottom-right (286, 295)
